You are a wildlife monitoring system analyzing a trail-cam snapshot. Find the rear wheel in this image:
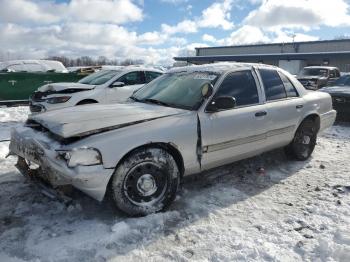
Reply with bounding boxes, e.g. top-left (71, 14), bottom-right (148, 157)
top-left (285, 119), bottom-right (318, 161)
top-left (110, 147), bottom-right (180, 216)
